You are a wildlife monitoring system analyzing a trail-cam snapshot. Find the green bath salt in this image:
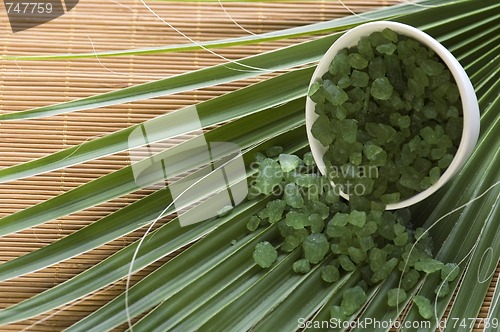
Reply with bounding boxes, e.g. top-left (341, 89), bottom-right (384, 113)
top-left (309, 28), bottom-right (463, 204)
